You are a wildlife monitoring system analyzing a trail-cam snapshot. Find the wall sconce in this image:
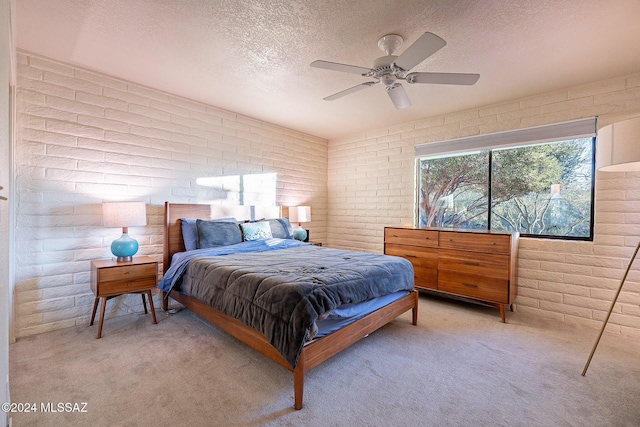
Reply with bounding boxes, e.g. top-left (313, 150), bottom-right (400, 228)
top-left (102, 201), bottom-right (147, 262)
top-left (288, 206), bottom-right (311, 241)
